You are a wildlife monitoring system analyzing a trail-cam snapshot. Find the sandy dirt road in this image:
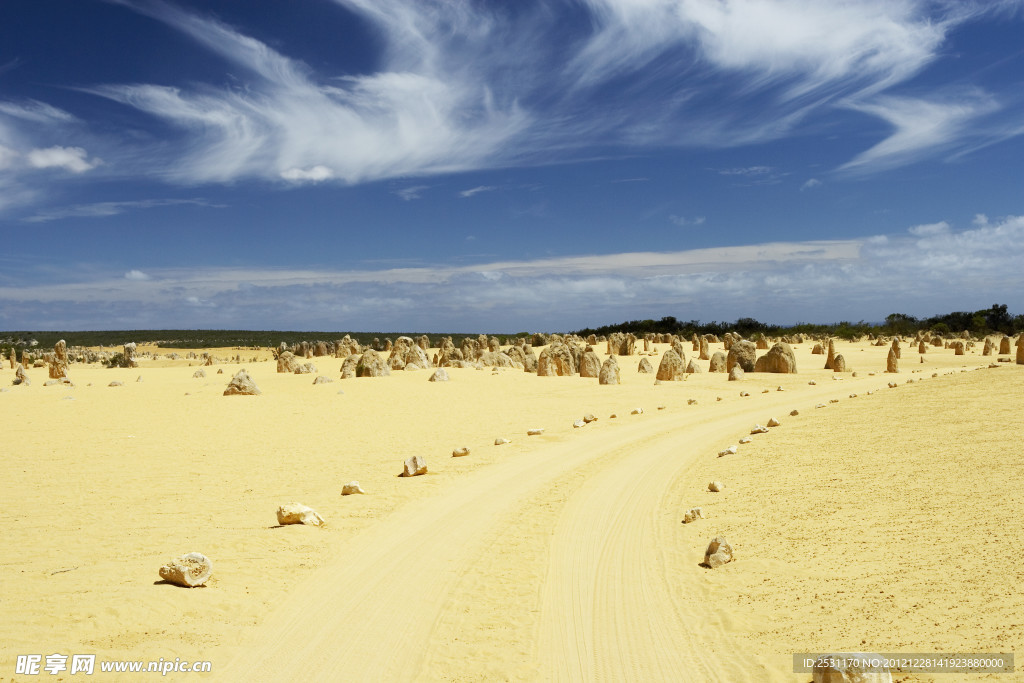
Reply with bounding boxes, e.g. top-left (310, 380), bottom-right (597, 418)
top-left (227, 385), bottom-right (844, 682)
